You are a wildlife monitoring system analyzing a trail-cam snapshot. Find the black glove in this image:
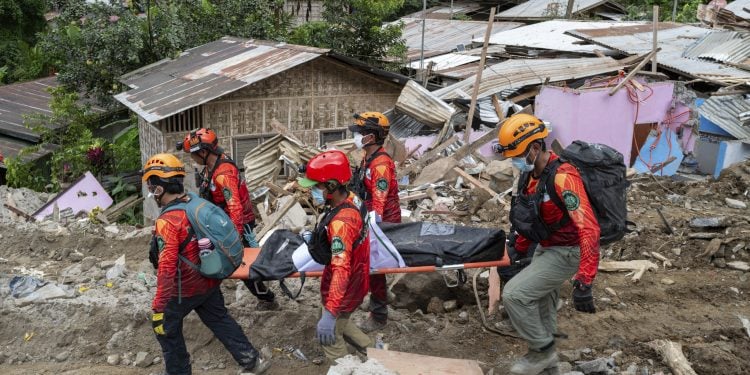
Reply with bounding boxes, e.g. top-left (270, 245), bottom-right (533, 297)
top-left (572, 280), bottom-right (596, 313)
top-left (149, 236), bottom-right (159, 269)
